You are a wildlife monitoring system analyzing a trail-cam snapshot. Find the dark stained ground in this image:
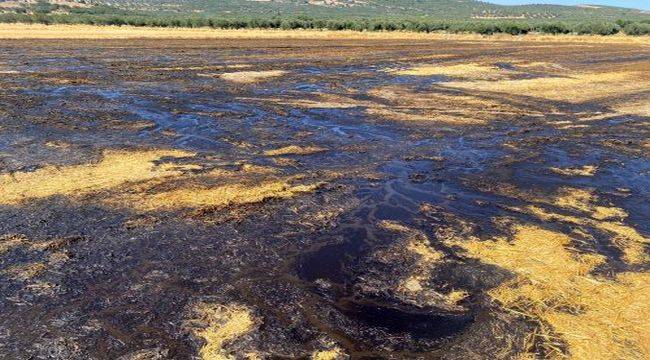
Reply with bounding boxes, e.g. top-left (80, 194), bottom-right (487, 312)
top-left (0, 37), bottom-right (648, 359)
